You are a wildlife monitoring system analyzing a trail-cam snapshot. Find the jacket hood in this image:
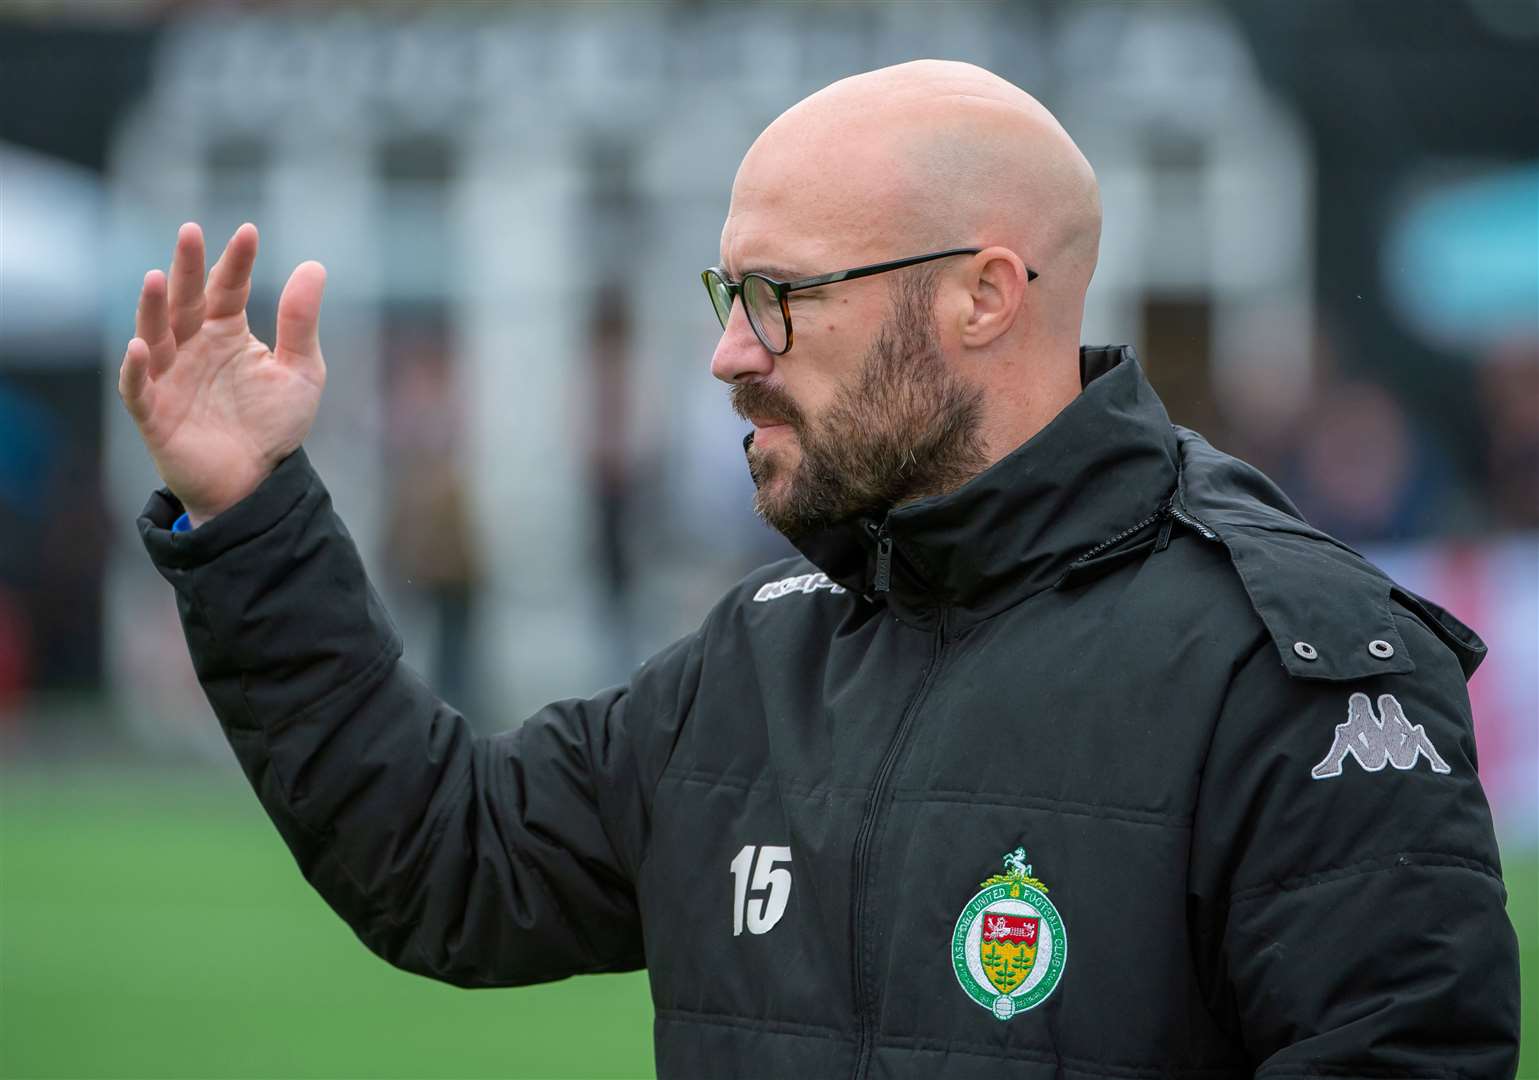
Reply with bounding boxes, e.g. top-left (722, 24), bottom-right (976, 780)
top-left (789, 345), bottom-right (1185, 622)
